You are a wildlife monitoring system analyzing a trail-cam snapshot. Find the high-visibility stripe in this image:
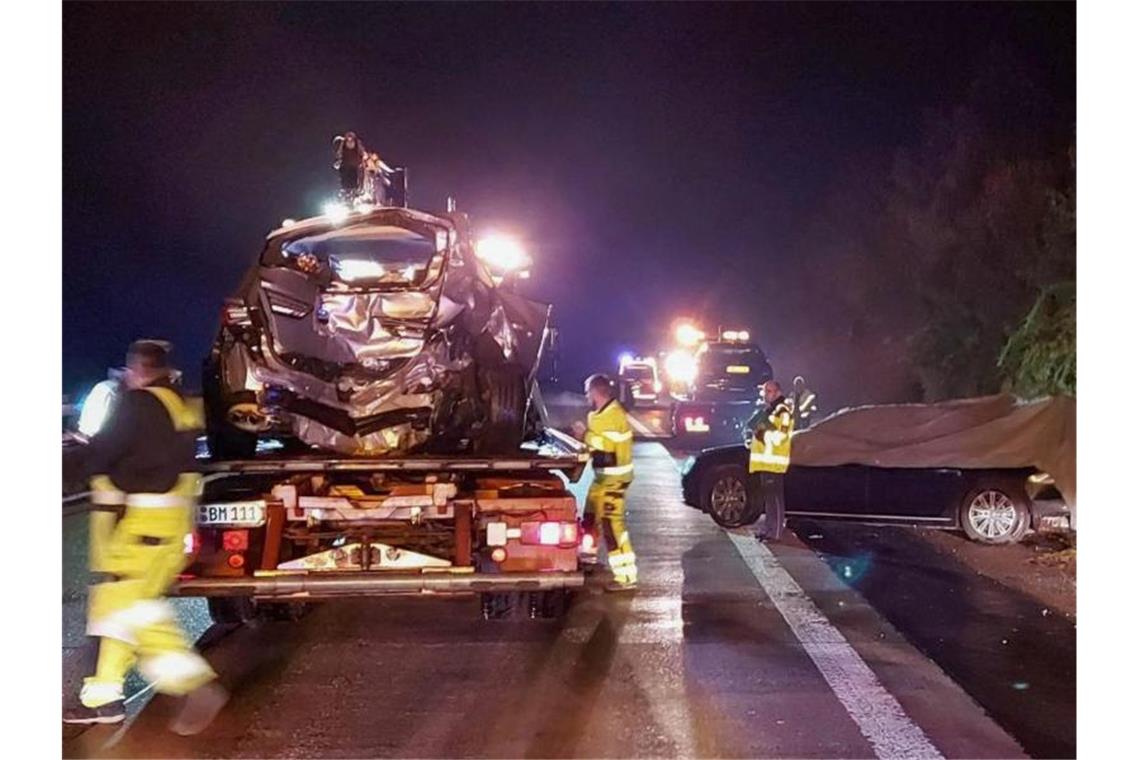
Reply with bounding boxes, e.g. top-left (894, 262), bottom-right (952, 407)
top-left (90, 475), bottom-right (126, 505)
top-left (91, 489), bottom-right (126, 505)
top-left (598, 463), bottom-right (634, 476)
top-left (750, 452), bottom-right (790, 466)
top-left (87, 618), bottom-right (137, 645)
top-left (125, 493), bottom-right (193, 508)
top-left (585, 433), bottom-right (607, 450)
top-left (138, 651), bottom-right (215, 693)
top-left (602, 430), bottom-right (633, 442)
top-left (89, 599), bottom-right (176, 644)
top-left (608, 551), bottom-right (637, 568)
top-left (79, 681), bottom-right (124, 708)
